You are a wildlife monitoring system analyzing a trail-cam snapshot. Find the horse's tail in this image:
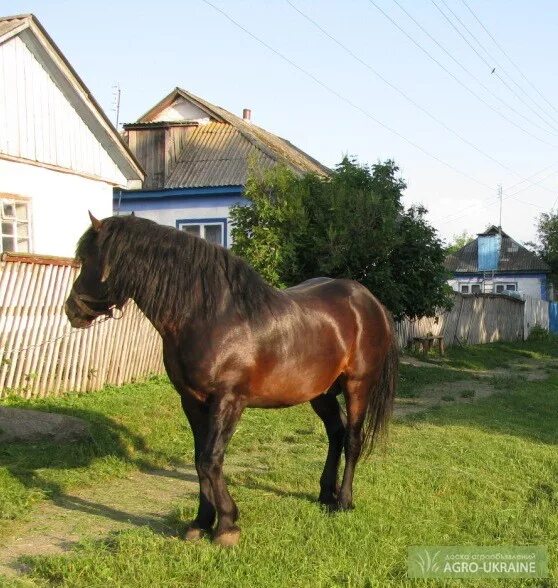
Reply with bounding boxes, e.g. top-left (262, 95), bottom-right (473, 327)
top-left (361, 312), bottom-right (399, 458)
